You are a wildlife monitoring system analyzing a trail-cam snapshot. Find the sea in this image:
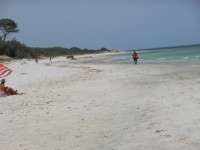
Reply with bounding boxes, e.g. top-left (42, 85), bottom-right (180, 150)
top-left (98, 45), bottom-right (200, 64)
